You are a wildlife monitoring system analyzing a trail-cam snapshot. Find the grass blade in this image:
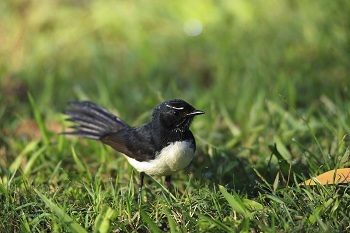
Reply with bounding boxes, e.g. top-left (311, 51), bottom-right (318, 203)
top-left (0, 183), bottom-right (8, 196)
top-left (24, 145), bottom-right (47, 176)
top-left (140, 208), bottom-right (161, 233)
top-left (279, 94), bottom-right (328, 169)
top-left (268, 143), bottom-right (290, 174)
top-left (163, 206), bottom-right (177, 233)
top-left (199, 215), bottom-right (234, 233)
top-left (147, 175), bottom-right (177, 201)
top-left (28, 92), bottom-right (49, 145)
top-left (33, 188), bottom-right (87, 233)
top-left (71, 146), bottom-right (92, 181)
top-left (93, 205), bottom-right (117, 233)
top-left (242, 198), bottom-right (263, 212)
top-left (9, 140), bottom-right (40, 173)
top-left (218, 185), bottom-right (252, 218)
